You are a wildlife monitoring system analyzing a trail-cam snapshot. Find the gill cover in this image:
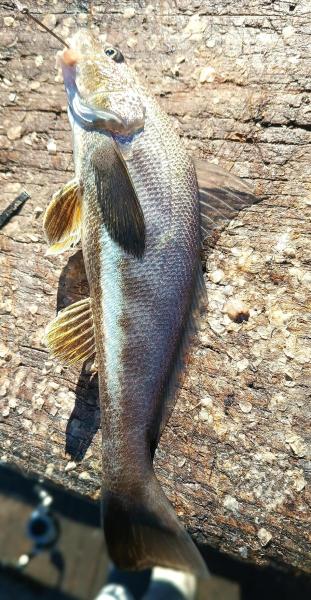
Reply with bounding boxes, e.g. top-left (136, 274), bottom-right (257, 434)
top-left (59, 31), bottom-right (145, 135)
